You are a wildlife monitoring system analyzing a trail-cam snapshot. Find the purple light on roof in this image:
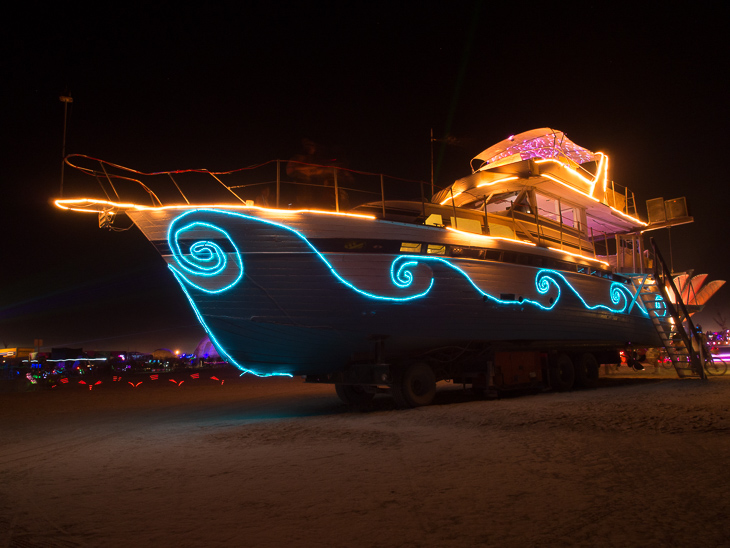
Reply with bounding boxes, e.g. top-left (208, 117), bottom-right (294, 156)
top-left (473, 129), bottom-right (597, 171)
